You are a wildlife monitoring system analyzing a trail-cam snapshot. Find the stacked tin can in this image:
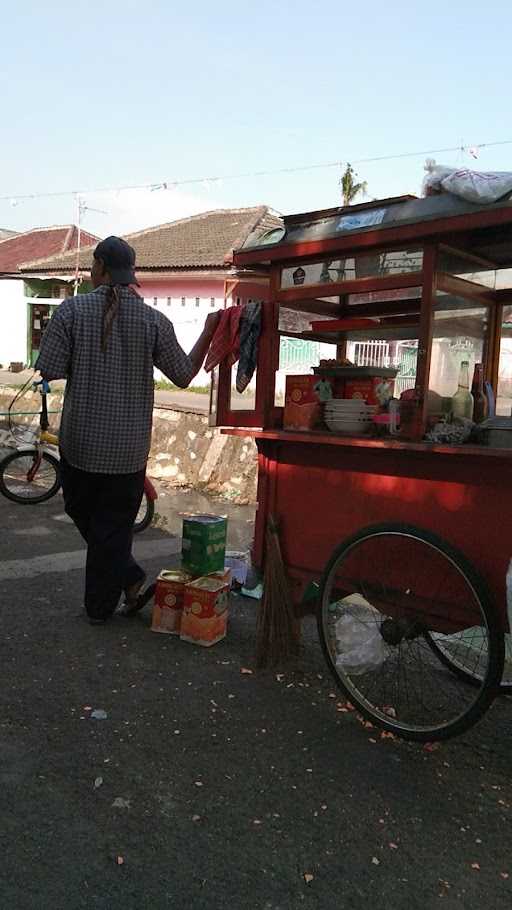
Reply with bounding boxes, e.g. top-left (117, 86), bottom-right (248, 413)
top-left (152, 515), bottom-right (230, 647)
